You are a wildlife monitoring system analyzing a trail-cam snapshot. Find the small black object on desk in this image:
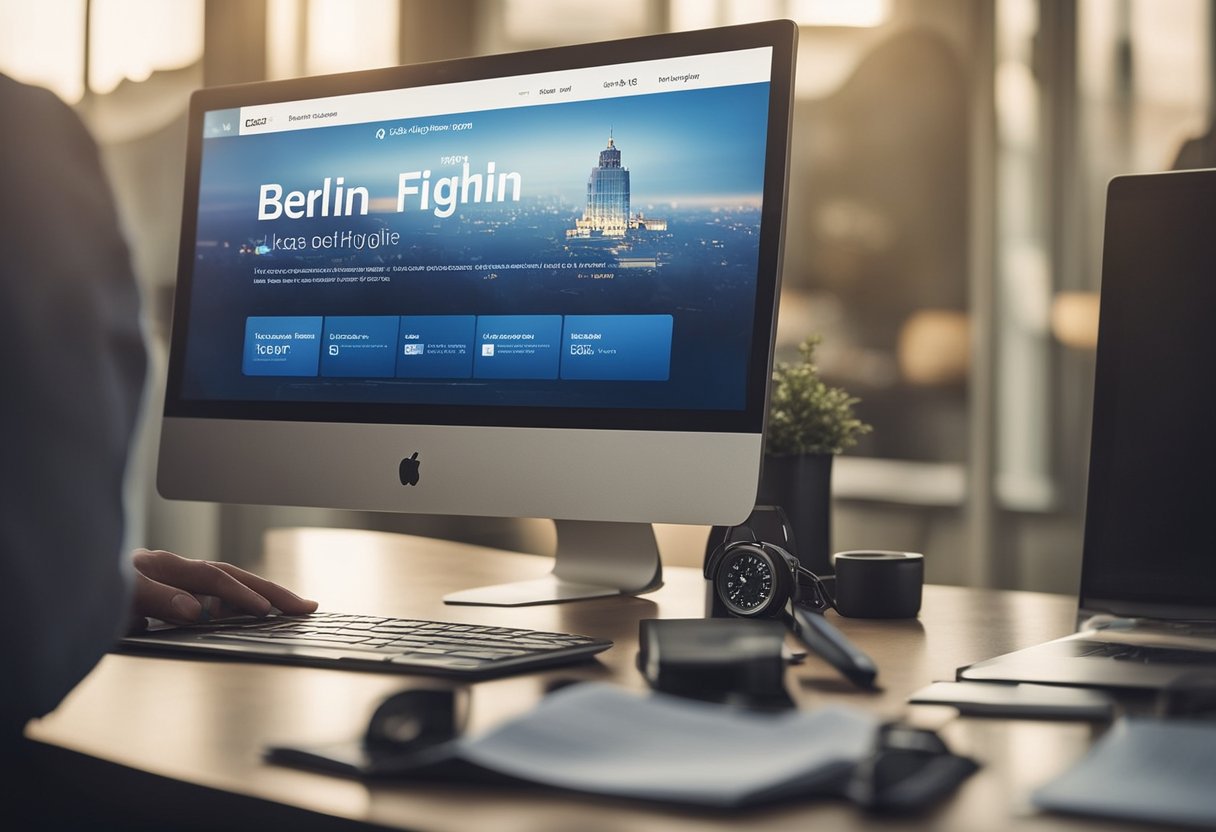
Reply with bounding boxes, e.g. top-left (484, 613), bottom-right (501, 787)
top-left (832, 551), bottom-right (923, 619)
top-left (703, 510), bottom-right (879, 689)
top-left (637, 618), bottom-right (794, 708)
top-left (267, 687), bottom-right (467, 778)
top-left (790, 605), bottom-right (879, 689)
